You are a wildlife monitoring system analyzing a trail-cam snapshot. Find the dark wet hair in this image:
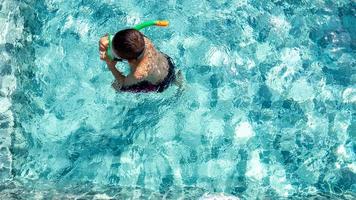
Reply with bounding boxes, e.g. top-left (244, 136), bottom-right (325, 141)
top-left (112, 29), bottom-right (145, 60)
